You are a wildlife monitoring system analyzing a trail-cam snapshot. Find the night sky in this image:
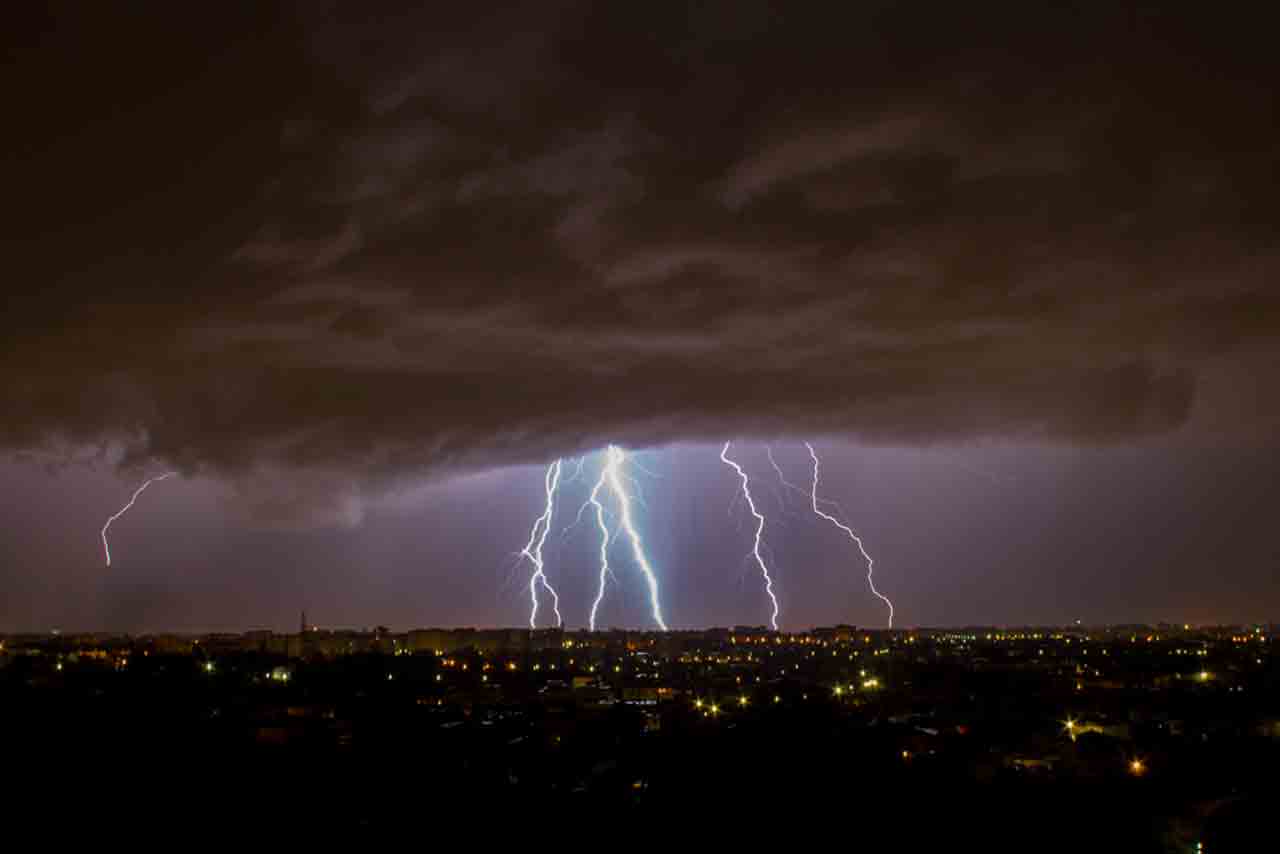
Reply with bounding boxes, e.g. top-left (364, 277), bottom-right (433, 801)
top-left (2, 4), bottom-right (1277, 632)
